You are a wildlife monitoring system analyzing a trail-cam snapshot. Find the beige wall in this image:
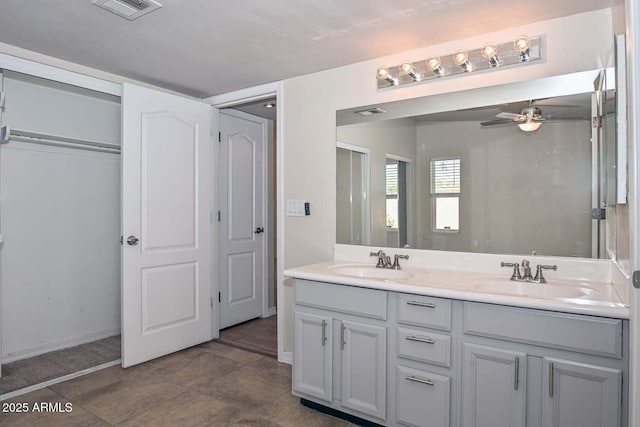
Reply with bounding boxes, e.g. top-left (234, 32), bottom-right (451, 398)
top-left (281, 9), bottom-right (615, 352)
top-left (415, 120), bottom-right (593, 258)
